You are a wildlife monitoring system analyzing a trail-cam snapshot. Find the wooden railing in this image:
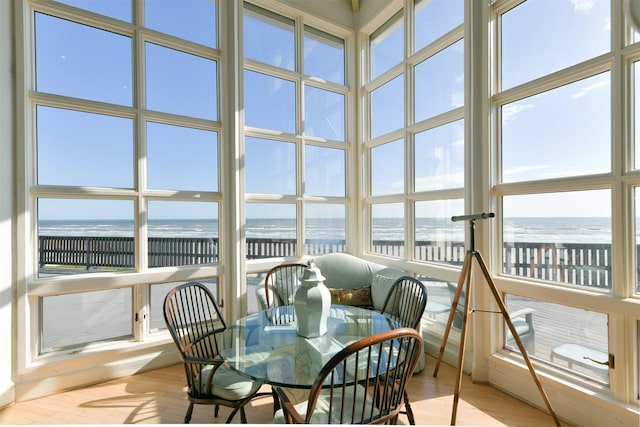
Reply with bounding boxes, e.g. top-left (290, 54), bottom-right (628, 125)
top-left (39, 236), bottom-right (218, 268)
top-left (39, 235), bottom-right (635, 290)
